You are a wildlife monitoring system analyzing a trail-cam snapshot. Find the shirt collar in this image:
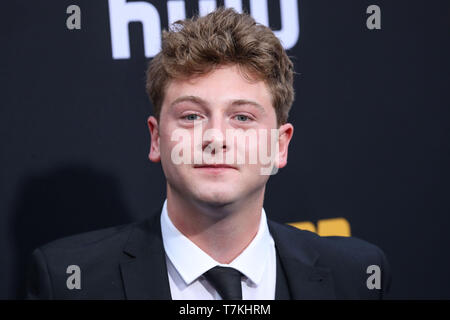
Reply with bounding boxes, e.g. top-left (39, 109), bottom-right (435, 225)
top-left (160, 199), bottom-right (274, 286)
